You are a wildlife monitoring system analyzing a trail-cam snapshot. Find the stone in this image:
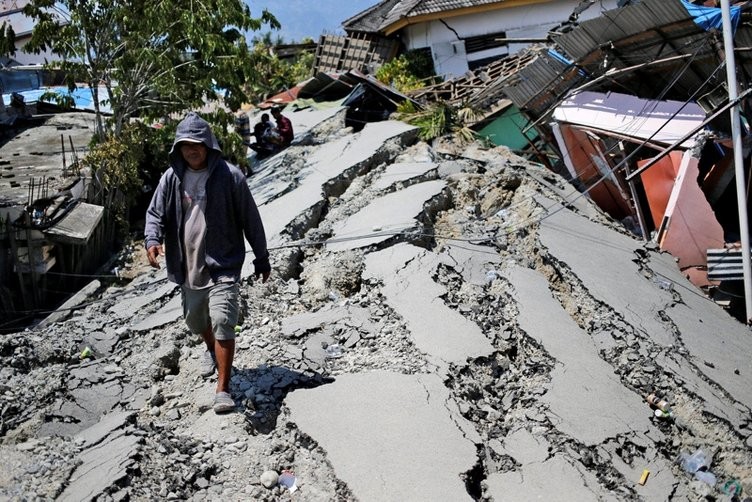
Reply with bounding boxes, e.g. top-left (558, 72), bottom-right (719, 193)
top-left (260, 470), bottom-right (279, 489)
